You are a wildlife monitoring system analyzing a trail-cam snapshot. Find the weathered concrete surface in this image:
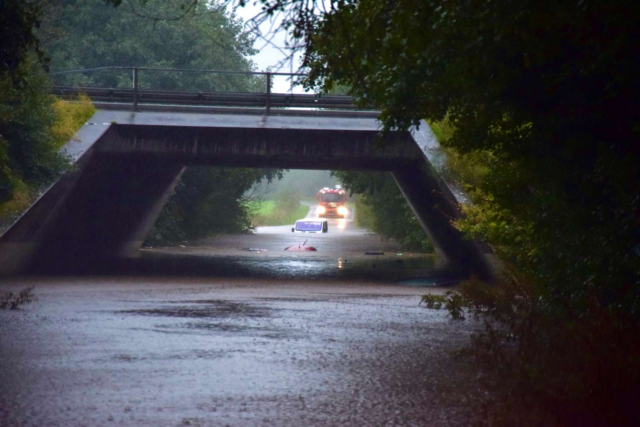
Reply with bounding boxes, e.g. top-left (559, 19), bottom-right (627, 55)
top-left (0, 110), bottom-right (495, 278)
top-left (0, 121), bottom-right (111, 274)
top-left (393, 165), bottom-right (494, 280)
top-left (29, 156), bottom-right (185, 273)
